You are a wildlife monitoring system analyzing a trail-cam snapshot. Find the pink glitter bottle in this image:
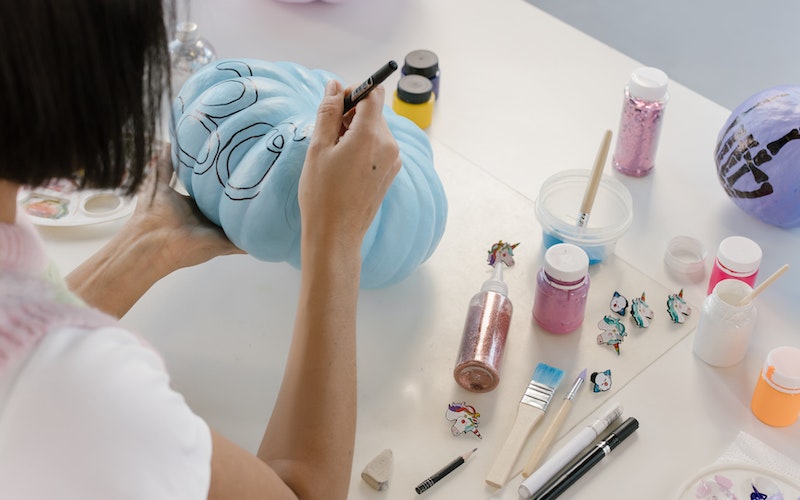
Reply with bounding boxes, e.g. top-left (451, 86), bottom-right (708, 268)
top-left (612, 67), bottom-right (669, 177)
top-left (453, 263), bottom-right (513, 393)
top-left (532, 243), bottom-right (590, 334)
